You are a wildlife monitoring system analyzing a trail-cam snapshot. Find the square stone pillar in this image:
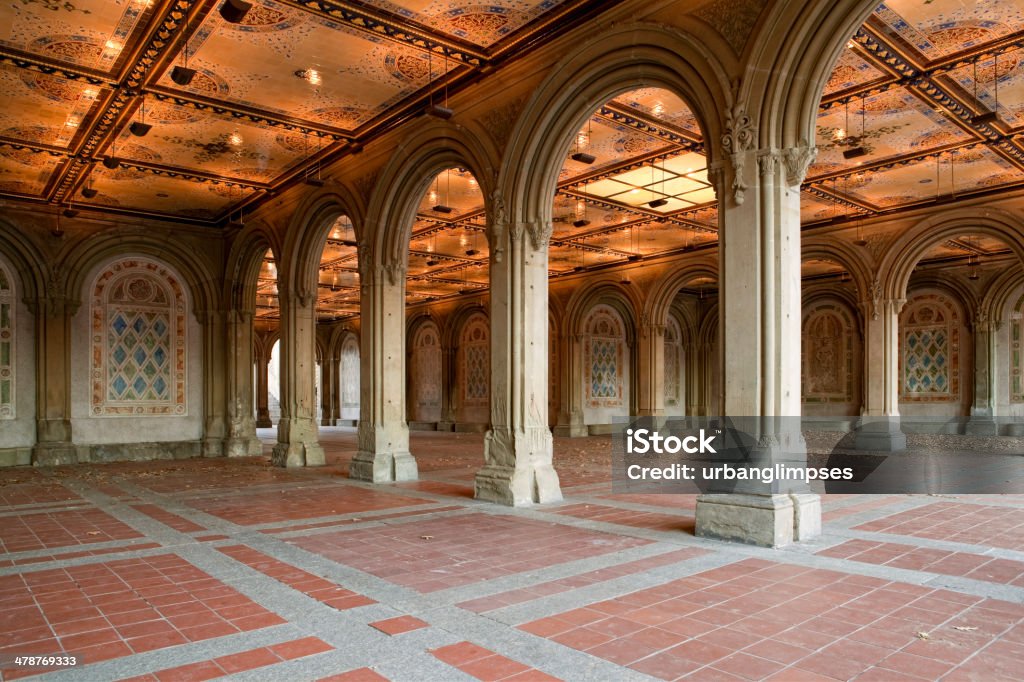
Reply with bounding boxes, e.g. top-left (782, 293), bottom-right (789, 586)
top-left (553, 334), bottom-right (588, 437)
top-left (30, 292), bottom-right (78, 466)
top-left (475, 212), bottom-right (561, 505)
top-left (855, 298), bottom-right (907, 450)
top-left (271, 287), bottom-right (325, 467)
top-left (350, 260), bottom-right (417, 482)
top-left (224, 309), bottom-right (262, 457)
top-left (636, 320), bottom-right (666, 418)
top-left (693, 140), bottom-right (821, 548)
top-left (966, 315), bottom-right (998, 435)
